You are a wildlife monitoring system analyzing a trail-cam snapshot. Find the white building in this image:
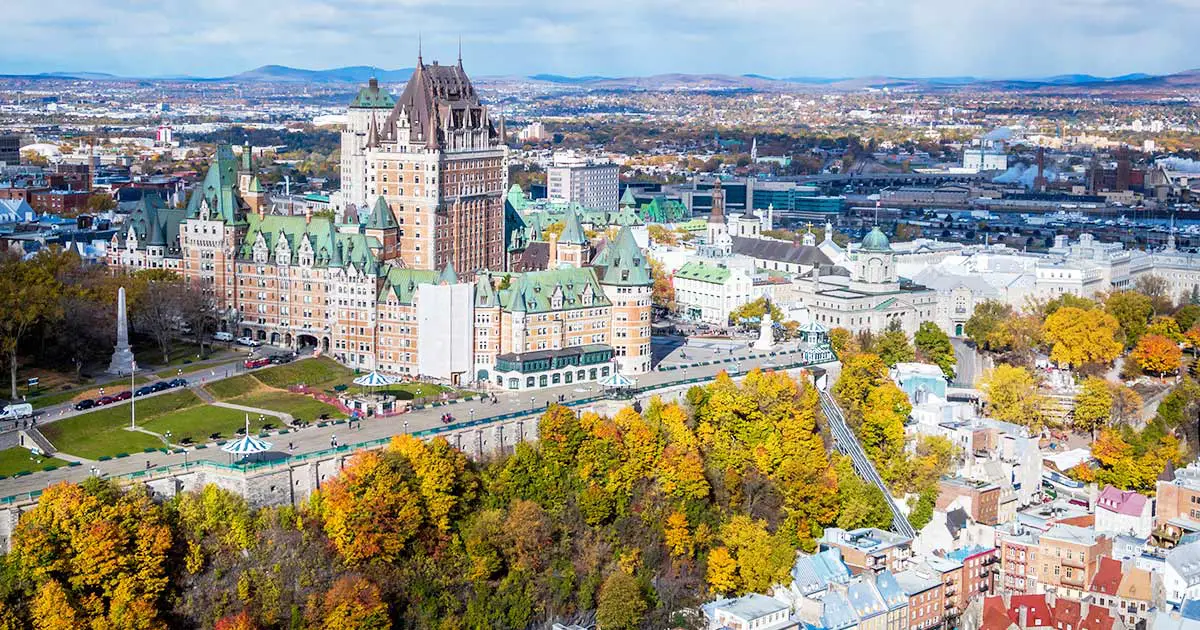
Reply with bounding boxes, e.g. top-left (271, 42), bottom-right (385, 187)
top-left (798, 227), bottom-right (938, 336)
top-left (702, 594), bottom-right (795, 630)
top-left (1166, 543), bottom-right (1200, 608)
top-left (547, 151), bottom-right (619, 213)
top-left (674, 260), bottom-right (754, 325)
top-left (1094, 486), bottom-right (1154, 539)
top-left (518, 121), bottom-right (547, 143)
top-left (962, 148), bottom-right (1008, 172)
